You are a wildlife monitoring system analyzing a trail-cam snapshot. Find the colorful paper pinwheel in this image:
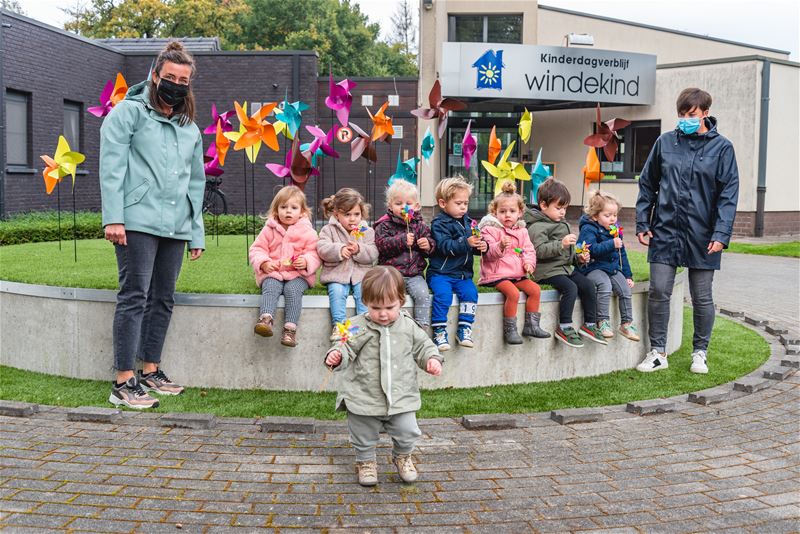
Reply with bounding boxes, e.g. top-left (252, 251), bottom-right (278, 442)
top-left (411, 79), bottom-right (467, 139)
top-left (350, 222), bottom-right (368, 241)
top-left (325, 69), bottom-right (358, 127)
top-left (203, 103), bottom-right (234, 135)
top-left (518, 108), bottom-right (532, 144)
top-left (513, 247), bottom-right (523, 255)
top-left (265, 146), bottom-right (293, 179)
top-left (367, 102), bottom-right (394, 142)
top-left (487, 125), bottom-right (502, 165)
top-left (470, 219), bottom-right (481, 238)
top-left (609, 224), bottom-right (624, 238)
top-left (388, 148), bottom-right (419, 186)
top-left (335, 320), bottom-right (360, 345)
top-left (420, 126), bottom-right (435, 165)
top-left (289, 137), bottom-right (318, 190)
top-left (348, 122), bottom-right (377, 162)
top-left (275, 94), bottom-right (309, 139)
top-left (530, 147), bottom-right (552, 204)
top-left (225, 101), bottom-right (279, 163)
top-left (204, 143), bottom-right (224, 177)
top-left (575, 241), bottom-right (591, 255)
top-left (582, 146), bottom-right (604, 188)
top-left (462, 120), bottom-right (477, 169)
top-left (401, 204), bottom-right (415, 223)
top-left (88, 73), bottom-right (127, 118)
top-left (583, 103), bottom-right (631, 162)
top-left (481, 140), bottom-right (531, 196)
top-left (40, 136), bottom-right (85, 193)
top-left (305, 125), bottom-right (340, 158)
top-left (282, 254), bottom-right (299, 266)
